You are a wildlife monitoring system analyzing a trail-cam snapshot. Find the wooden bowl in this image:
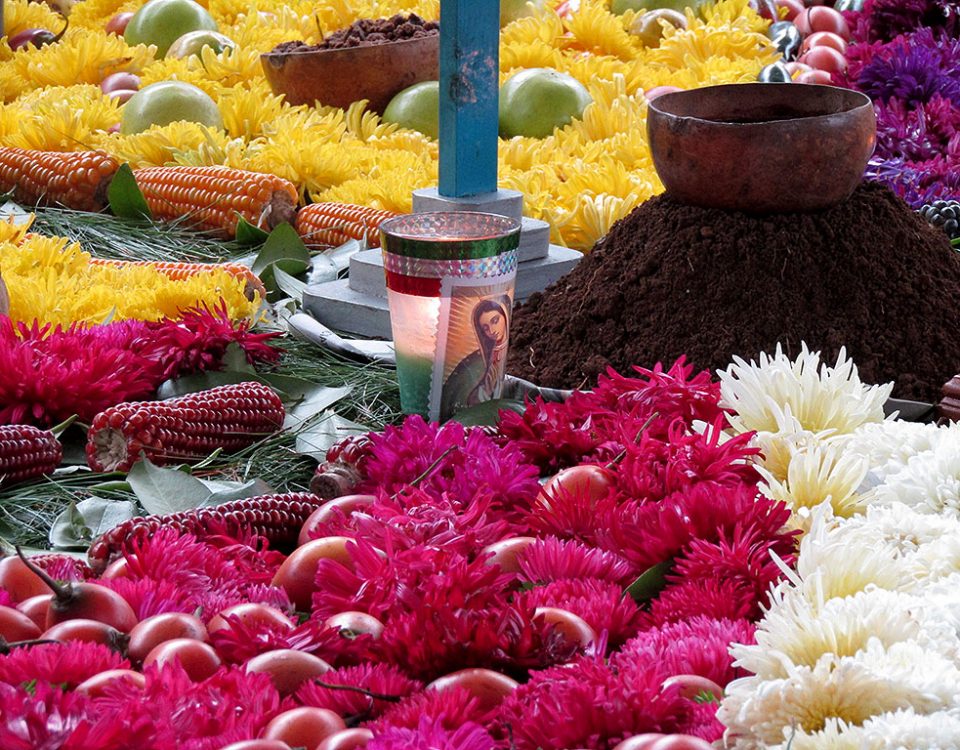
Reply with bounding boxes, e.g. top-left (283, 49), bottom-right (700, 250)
top-left (646, 83), bottom-right (876, 213)
top-left (261, 35), bottom-right (439, 113)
